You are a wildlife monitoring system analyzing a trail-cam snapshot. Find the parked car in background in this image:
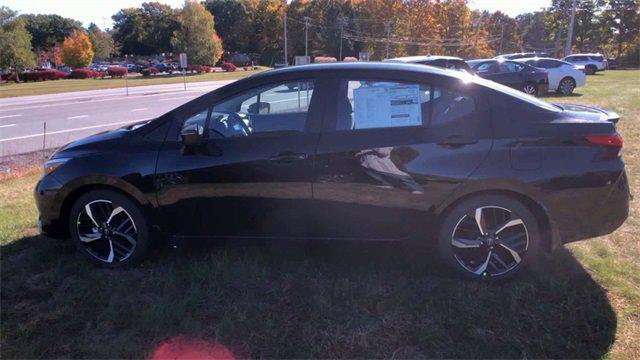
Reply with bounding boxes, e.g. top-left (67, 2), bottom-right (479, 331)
top-left (494, 52), bottom-right (550, 60)
top-left (35, 62), bottom-right (629, 281)
top-left (384, 55), bottom-right (474, 74)
top-left (562, 53), bottom-right (607, 75)
top-left (515, 57), bottom-right (586, 95)
top-left (466, 59), bottom-right (549, 96)
top-left (606, 57), bottom-right (618, 70)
